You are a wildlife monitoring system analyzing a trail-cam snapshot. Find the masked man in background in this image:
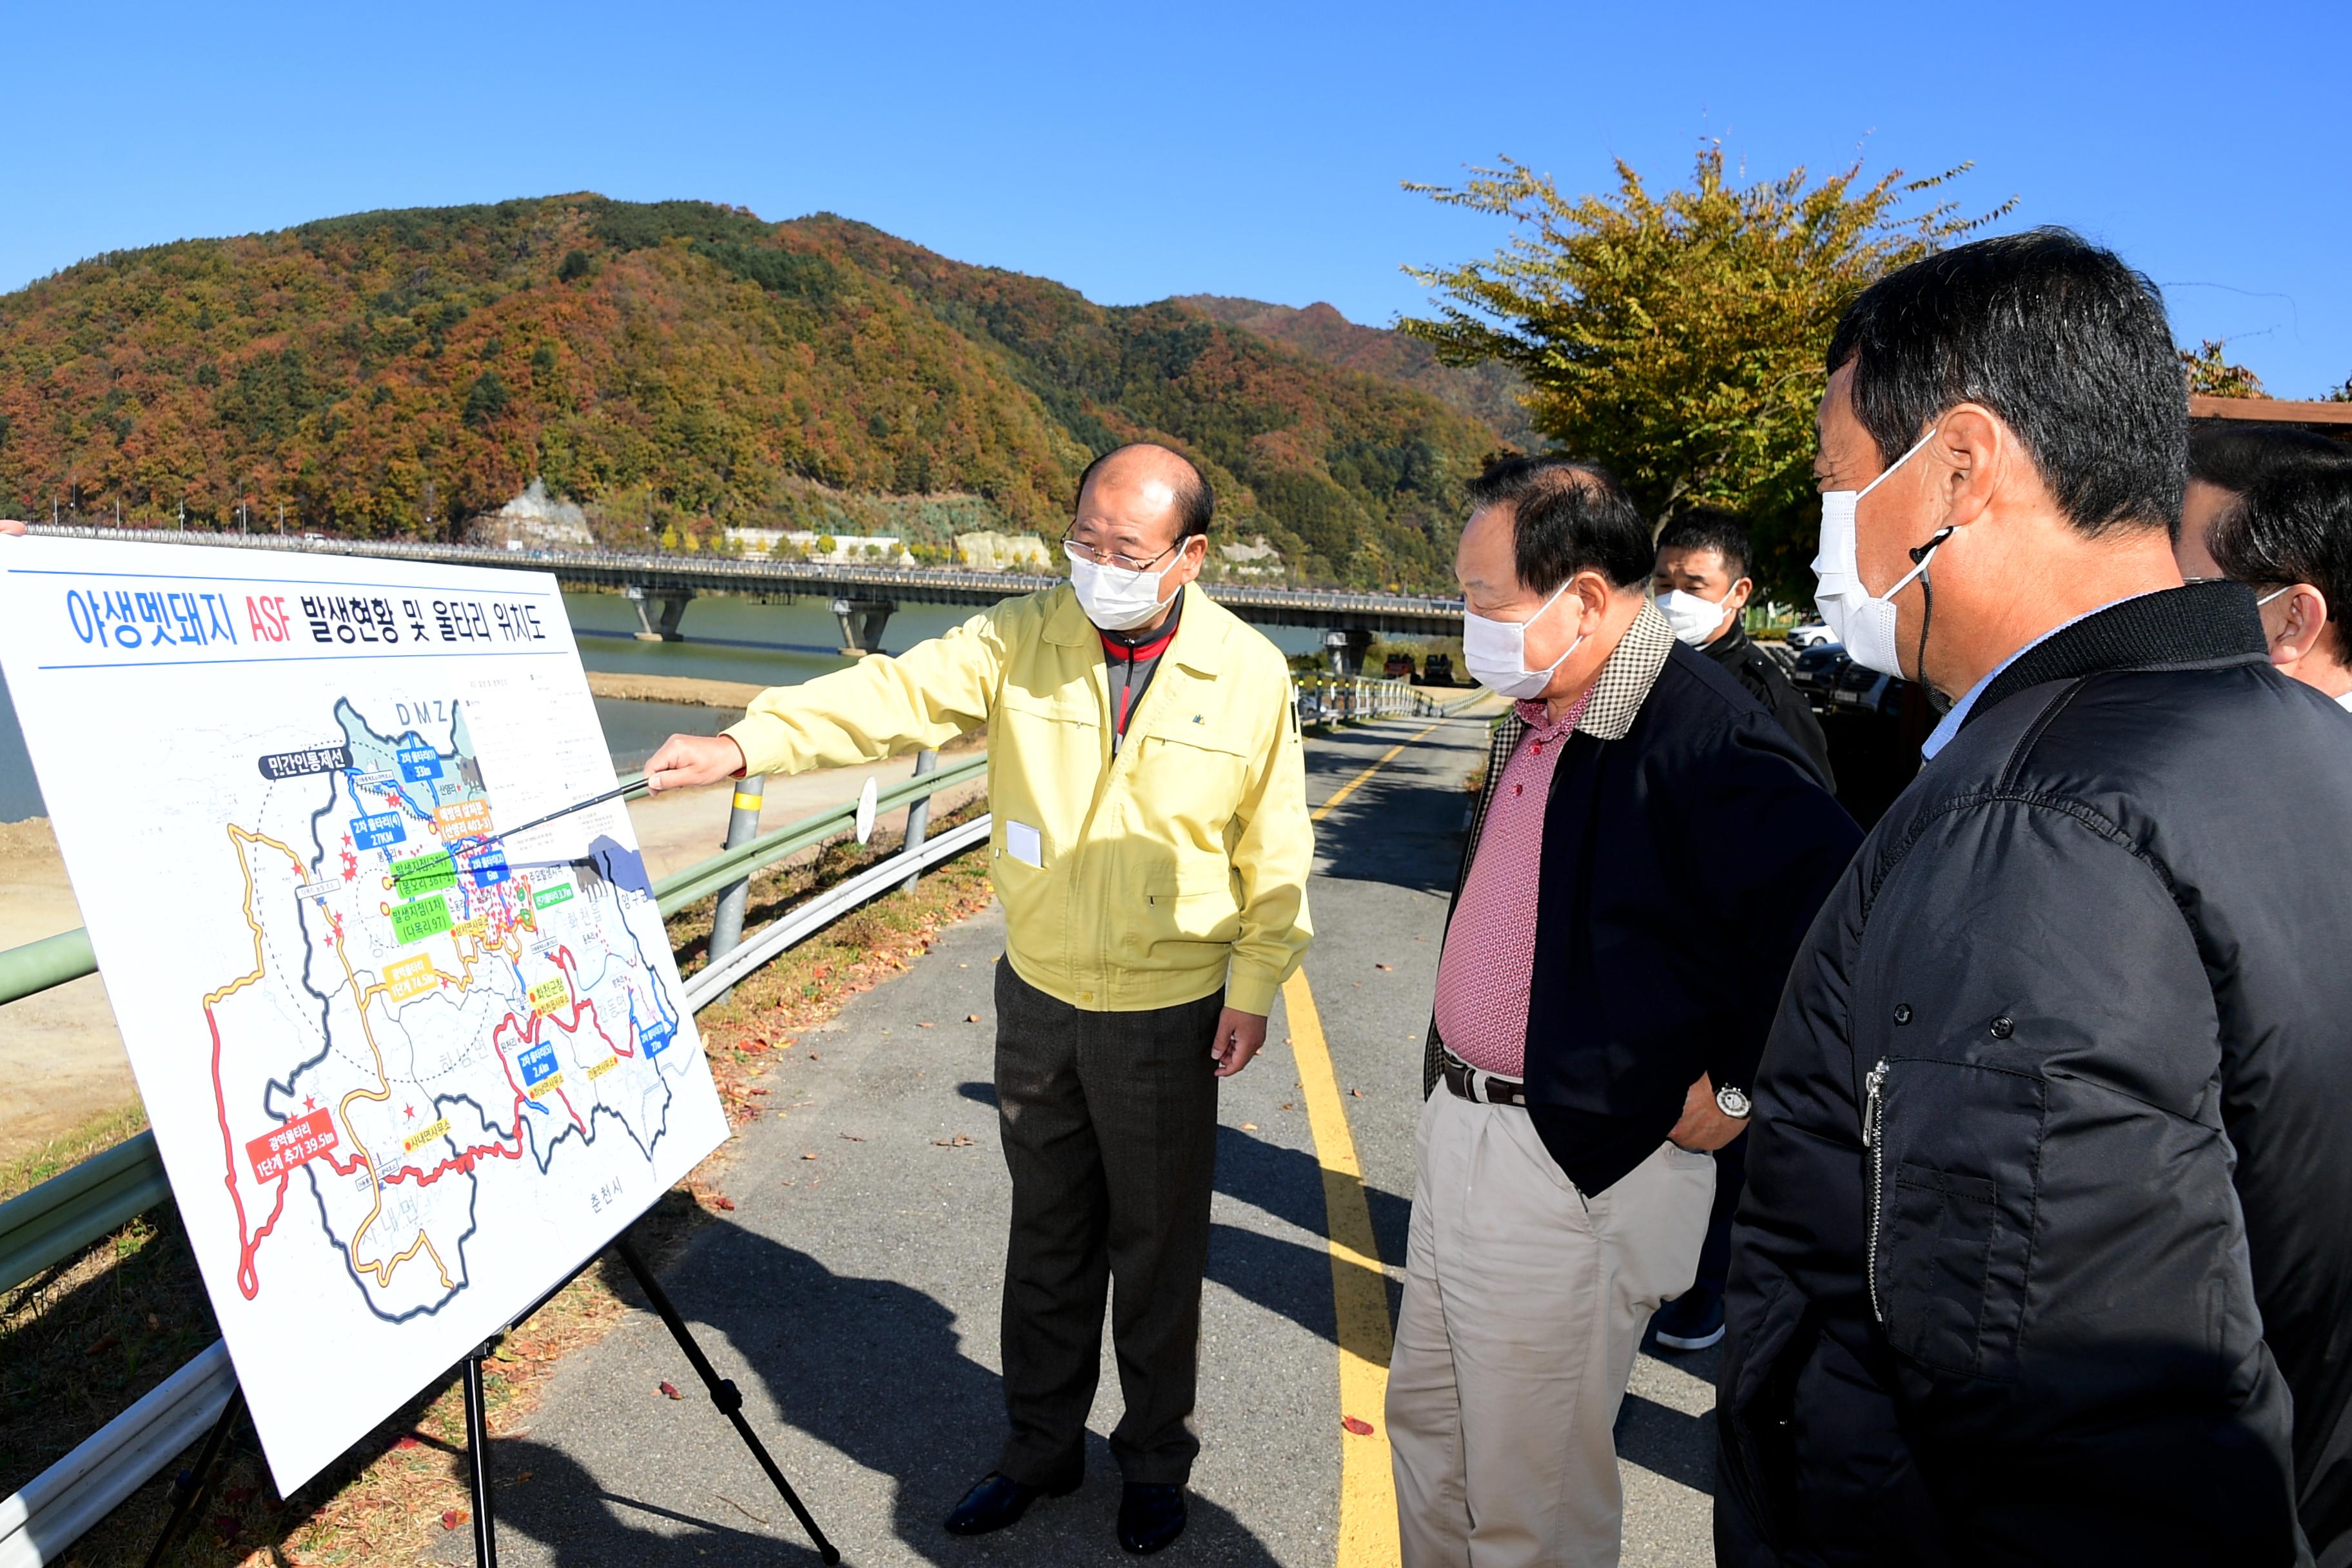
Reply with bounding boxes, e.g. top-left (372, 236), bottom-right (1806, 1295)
top-left (646, 442), bottom-right (1312, 1556)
